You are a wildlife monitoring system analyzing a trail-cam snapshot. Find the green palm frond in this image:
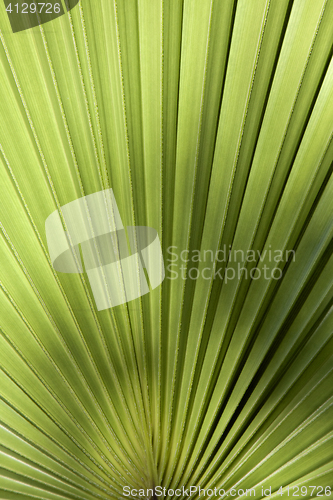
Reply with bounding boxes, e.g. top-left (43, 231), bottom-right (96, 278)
top-left (0, 0), bottom-right (332, 499)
